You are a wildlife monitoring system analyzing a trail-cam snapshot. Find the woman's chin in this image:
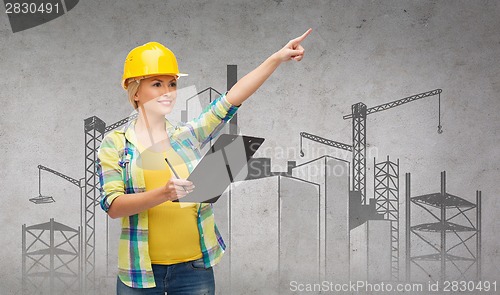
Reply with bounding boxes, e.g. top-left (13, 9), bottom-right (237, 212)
top-left (142, 104), bottom-right (174, 115)
top-left (159, 105), bottom-right (174, 115)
